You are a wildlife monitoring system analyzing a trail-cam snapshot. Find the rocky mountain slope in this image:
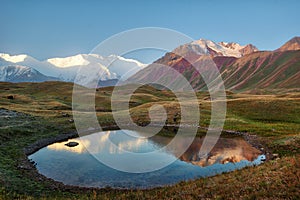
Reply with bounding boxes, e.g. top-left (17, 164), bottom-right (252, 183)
top-left (129, 37), bottom-right (300, 91)
top-left (173, 39), bottom-right (258, 59)
top-left (276, 36), bottom-right (300, 51)
top-left (0, 65), bottom-right (58, 82)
